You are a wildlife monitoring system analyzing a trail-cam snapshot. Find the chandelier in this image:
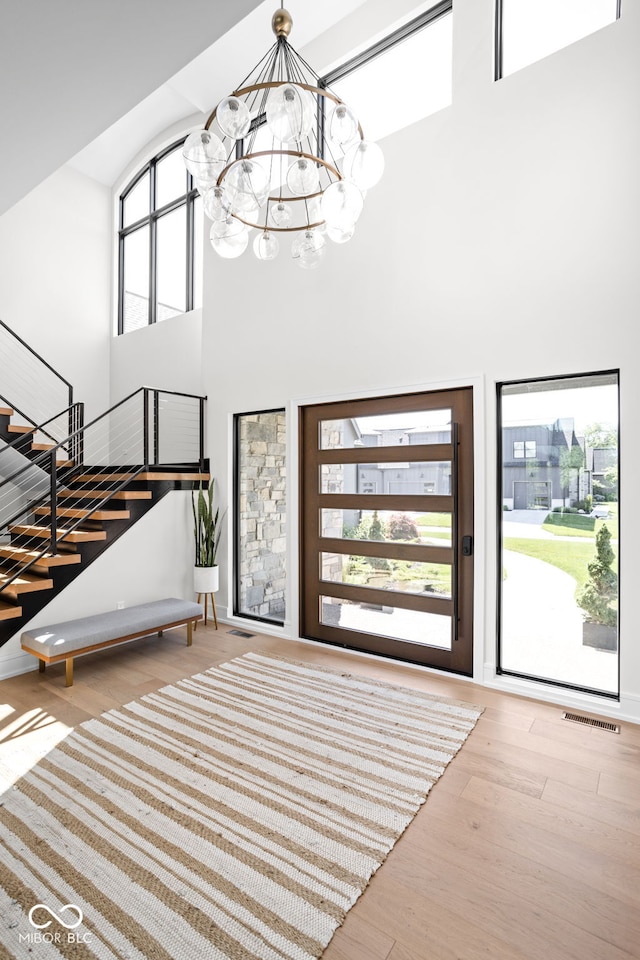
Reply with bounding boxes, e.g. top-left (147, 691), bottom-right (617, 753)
top-left (182, 6), bottom-right (384, 268)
